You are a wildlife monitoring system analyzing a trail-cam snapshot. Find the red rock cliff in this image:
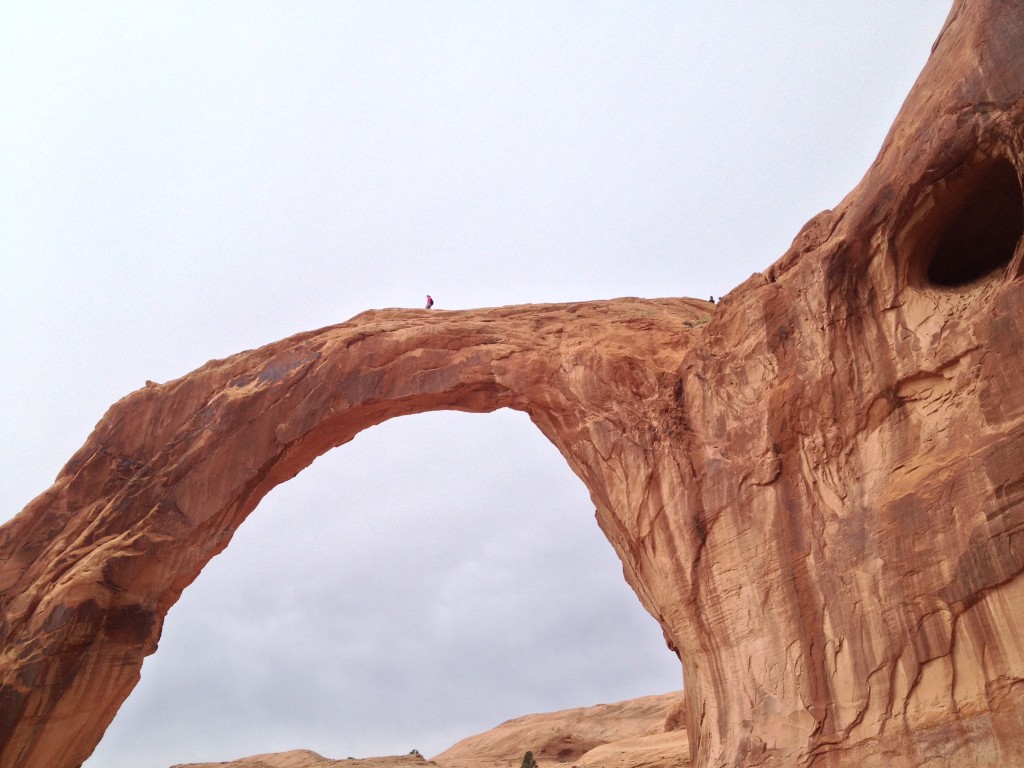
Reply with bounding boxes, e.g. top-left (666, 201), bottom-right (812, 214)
top-left (3, 1), bottom-right (1024, 766)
